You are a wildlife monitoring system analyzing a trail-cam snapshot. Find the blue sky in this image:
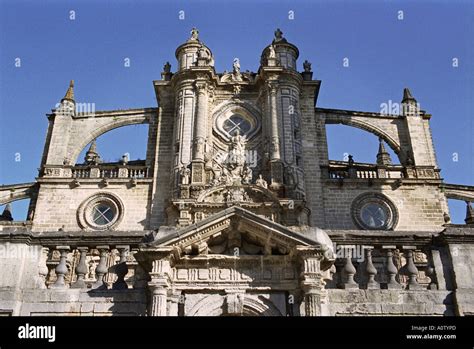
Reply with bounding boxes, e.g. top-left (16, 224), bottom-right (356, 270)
top-left (0, 0), bottom-right (473, 222)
